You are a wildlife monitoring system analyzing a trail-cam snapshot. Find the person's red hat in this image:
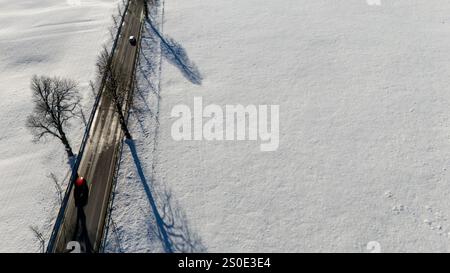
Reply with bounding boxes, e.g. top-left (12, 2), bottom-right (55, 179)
top-left (75, 176), bottom-right (86, 187)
